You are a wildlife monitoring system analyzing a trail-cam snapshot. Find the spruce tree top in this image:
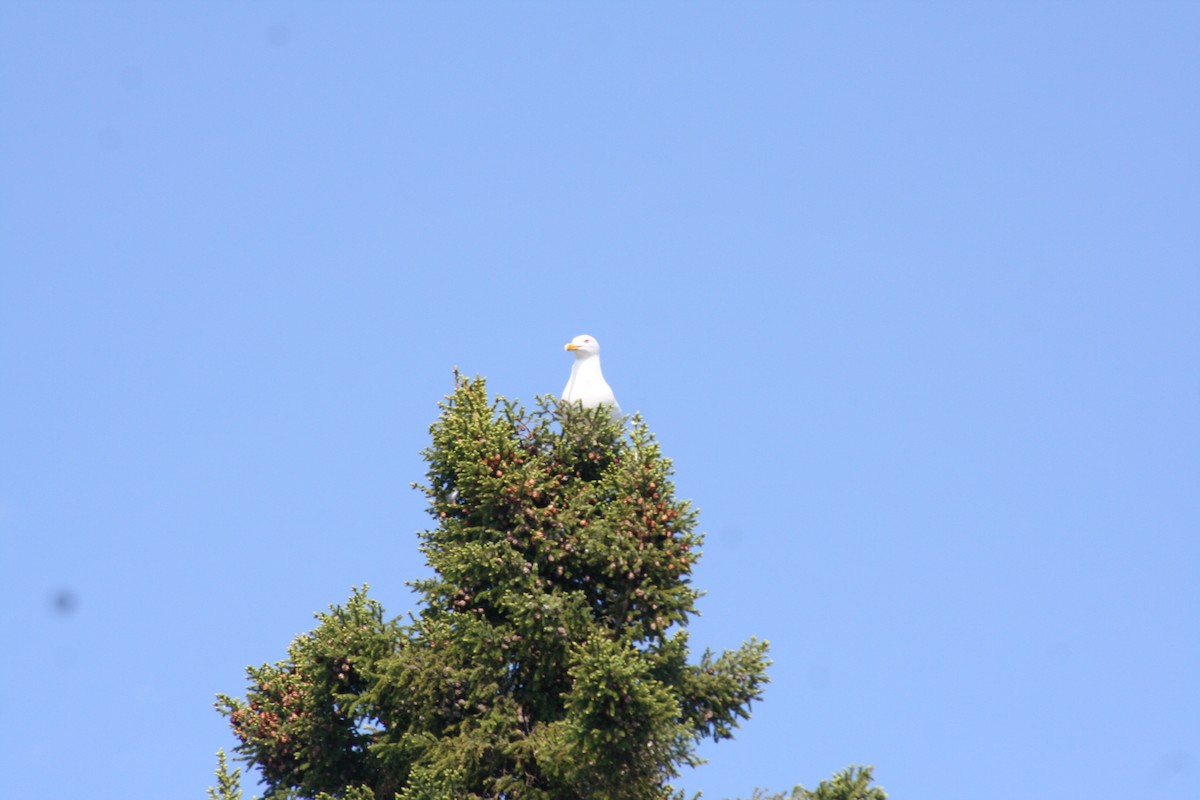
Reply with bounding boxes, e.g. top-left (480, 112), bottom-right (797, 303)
top-left (218, 375), bottom-right (770, 800)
